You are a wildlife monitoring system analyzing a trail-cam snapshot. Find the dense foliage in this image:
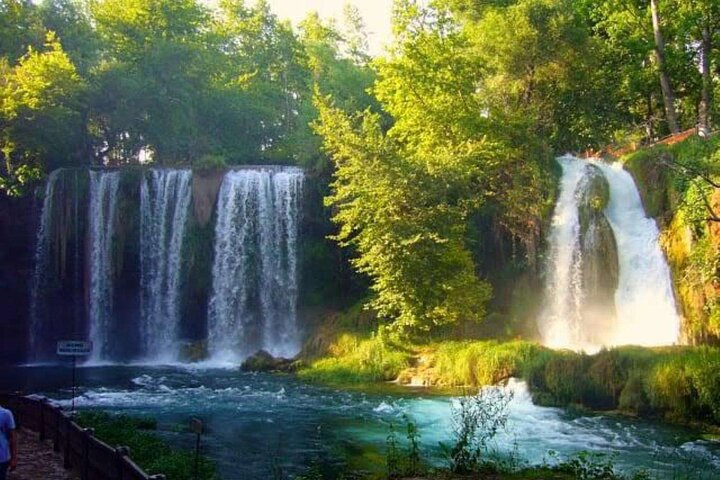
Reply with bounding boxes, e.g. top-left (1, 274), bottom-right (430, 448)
top-left (0, 0), bottom-right (376, 191)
